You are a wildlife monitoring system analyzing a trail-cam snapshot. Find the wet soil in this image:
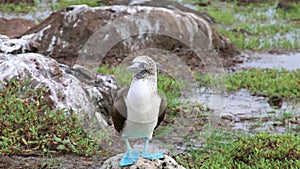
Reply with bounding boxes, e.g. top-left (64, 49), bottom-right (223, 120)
top-left (220, 89), bottom-right (300, 134)
top-left (239, 52), bottom-right (300, 71)
top-left (219, 51), bottom-right (300, 135)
